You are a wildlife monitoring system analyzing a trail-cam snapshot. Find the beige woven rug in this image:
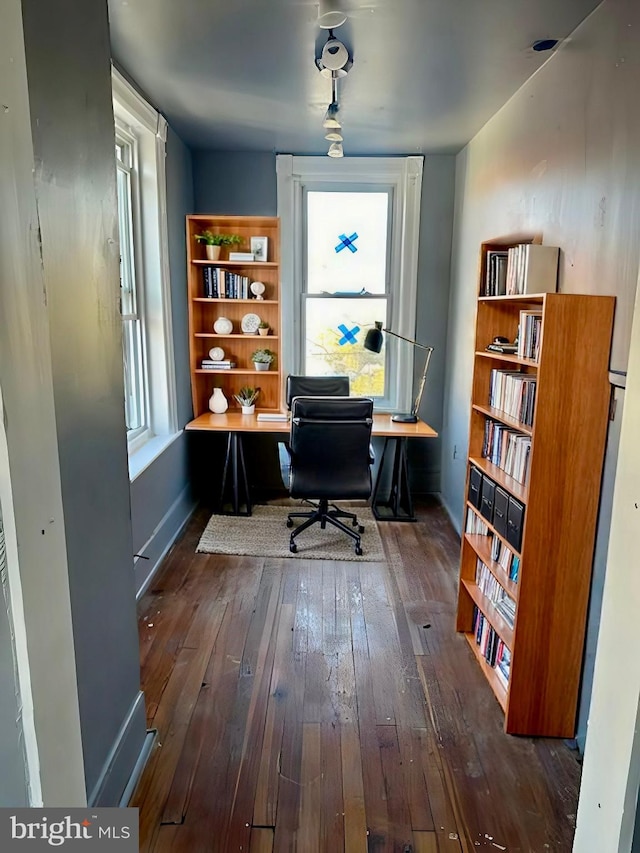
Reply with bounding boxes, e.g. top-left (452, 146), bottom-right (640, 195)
top-left (196, 504), bottom-right (384, 561)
